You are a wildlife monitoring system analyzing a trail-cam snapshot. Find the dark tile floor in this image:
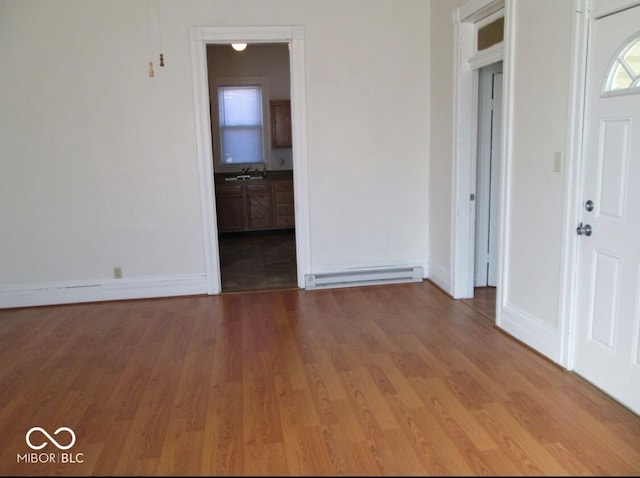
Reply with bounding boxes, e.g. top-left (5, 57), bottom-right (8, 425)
top-left (218, 229), bottom-right (298, 293)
